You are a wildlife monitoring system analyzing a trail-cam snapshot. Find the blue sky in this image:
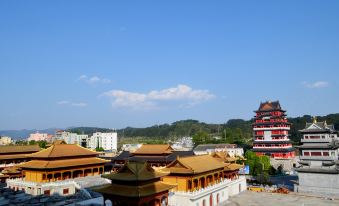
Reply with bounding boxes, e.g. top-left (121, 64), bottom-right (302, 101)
top-left (0, 1), bottom-right (338, 130)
